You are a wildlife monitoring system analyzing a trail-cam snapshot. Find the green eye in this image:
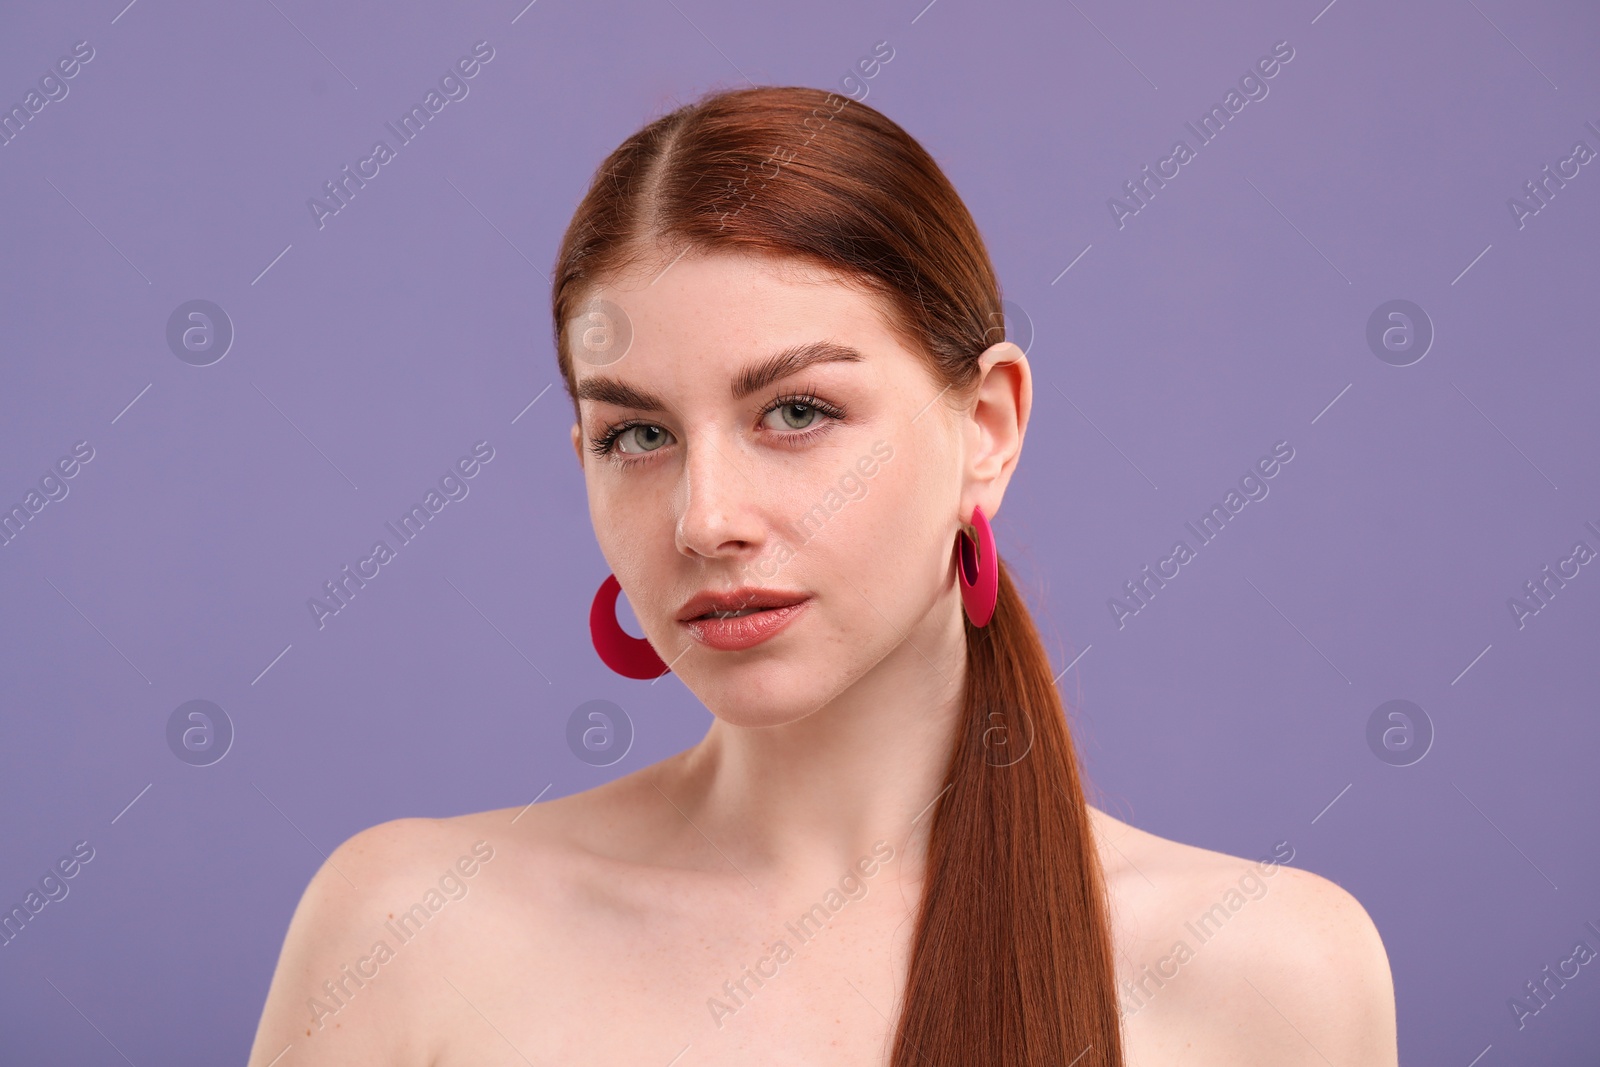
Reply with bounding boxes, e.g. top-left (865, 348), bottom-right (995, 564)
top-left (768, 402), bottom-right (819, 430)
top-left (616, 424), bottom-right (670, 454)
